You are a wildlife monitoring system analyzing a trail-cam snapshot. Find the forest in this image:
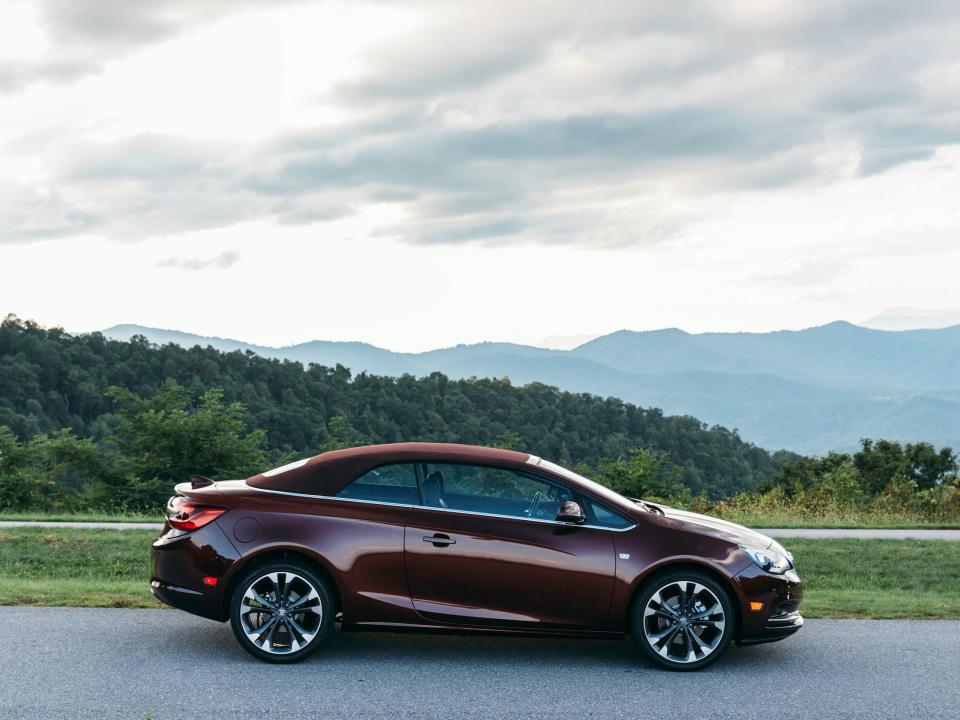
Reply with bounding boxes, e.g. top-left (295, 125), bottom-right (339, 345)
top-left (1, 315), bottom-right (957, 520)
